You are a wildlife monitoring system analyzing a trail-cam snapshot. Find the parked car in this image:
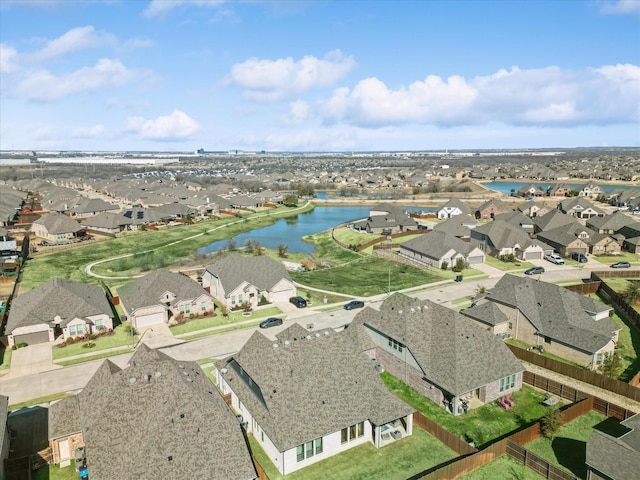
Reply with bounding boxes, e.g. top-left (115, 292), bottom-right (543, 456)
top-left (259, 317), bottom-right (283, 329)
top-left (610, 261), bottom-right (631, 268)
top-left (344, 300), bottom-right (365, 310)
top-left (544, 253), bottom-right (565, 265)
top-left (524, 266), bottom-right (545, 275)
top-left (571, 253), bottom-right (588, 263)
top-left (289, 296), bottom-right (307, 308)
